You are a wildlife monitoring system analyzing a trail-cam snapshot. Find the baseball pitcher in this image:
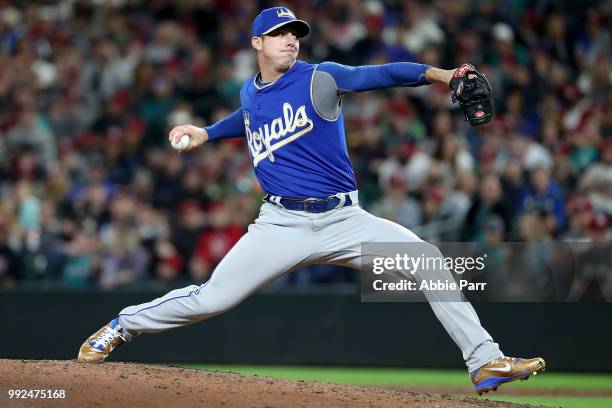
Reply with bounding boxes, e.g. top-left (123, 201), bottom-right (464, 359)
top-left (78, 7), bottom-right (544, 395)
